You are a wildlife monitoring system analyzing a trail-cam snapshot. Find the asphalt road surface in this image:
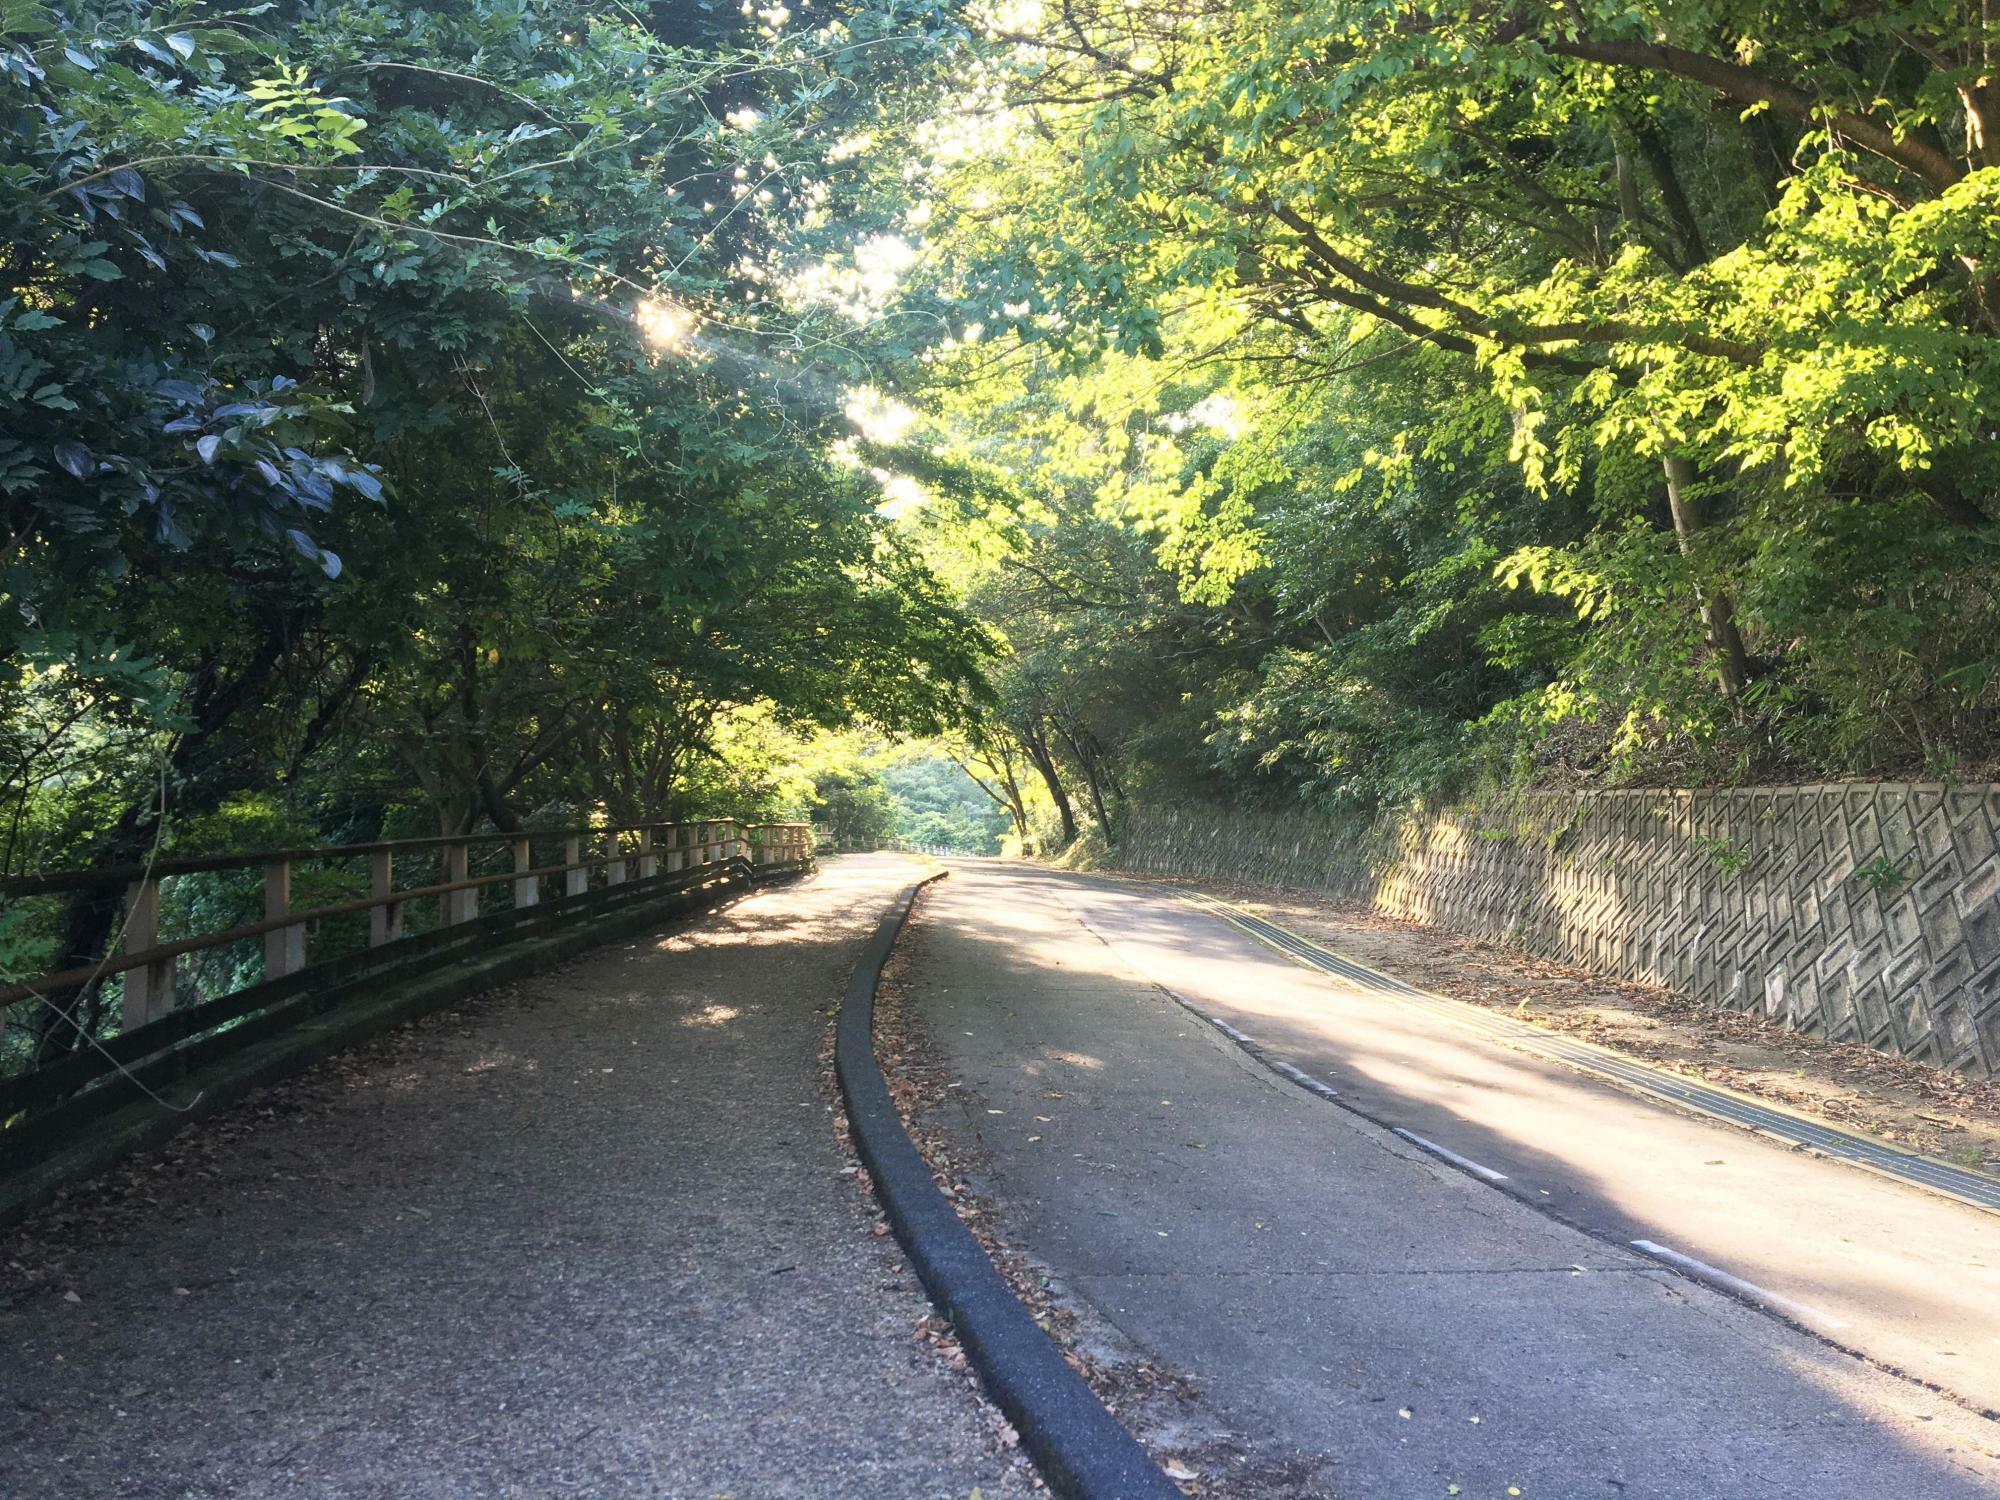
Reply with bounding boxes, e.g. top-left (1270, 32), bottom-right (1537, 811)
top-left (1, 854), bottom-right (1026, 1500)
top-left (910, 859), bottom-right (2000, 1498)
